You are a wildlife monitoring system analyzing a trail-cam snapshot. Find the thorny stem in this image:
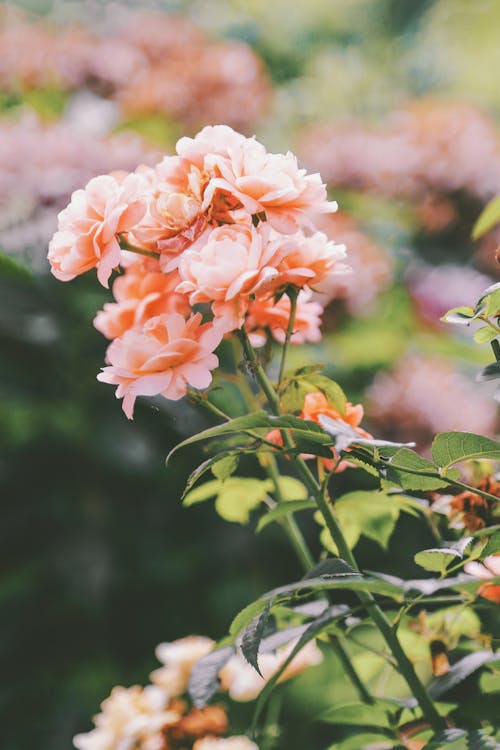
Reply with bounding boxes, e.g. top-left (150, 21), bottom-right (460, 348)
top-left (237, 329), bottom-right (445, 732)
top-left (277, 288), bottom-right (298, 389)
top-left (117, 233), bottom-right (161, 259)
